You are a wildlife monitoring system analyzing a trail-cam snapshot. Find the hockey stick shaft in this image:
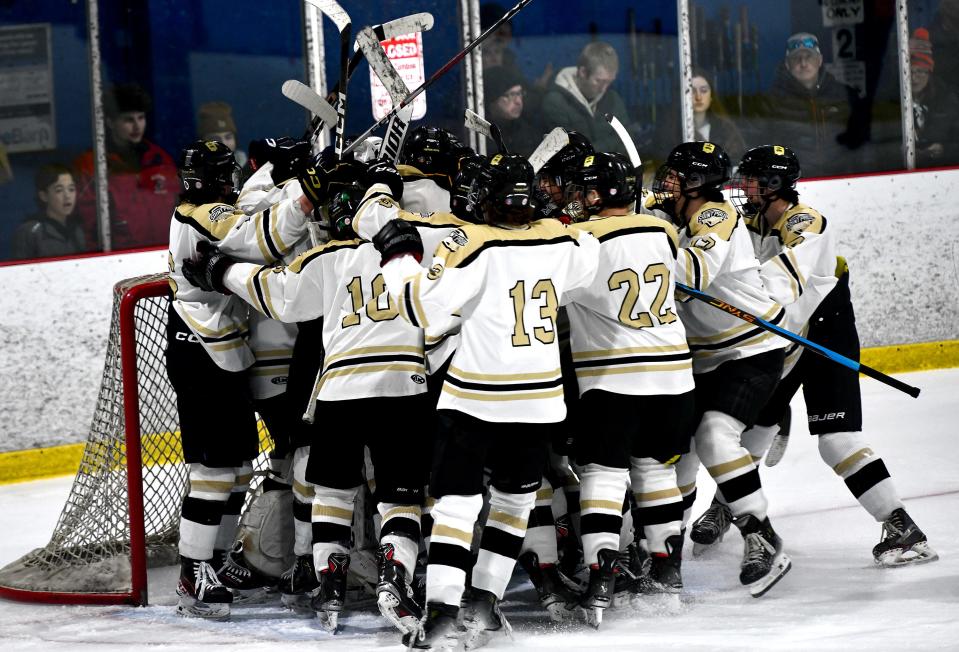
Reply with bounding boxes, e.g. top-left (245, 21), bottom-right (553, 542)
top-left (465, 109), bottom-right (508, 153)
top-left (676, 283), bottom-right (921, 398)
top-left (344, 0), bottom-right (535, 154)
